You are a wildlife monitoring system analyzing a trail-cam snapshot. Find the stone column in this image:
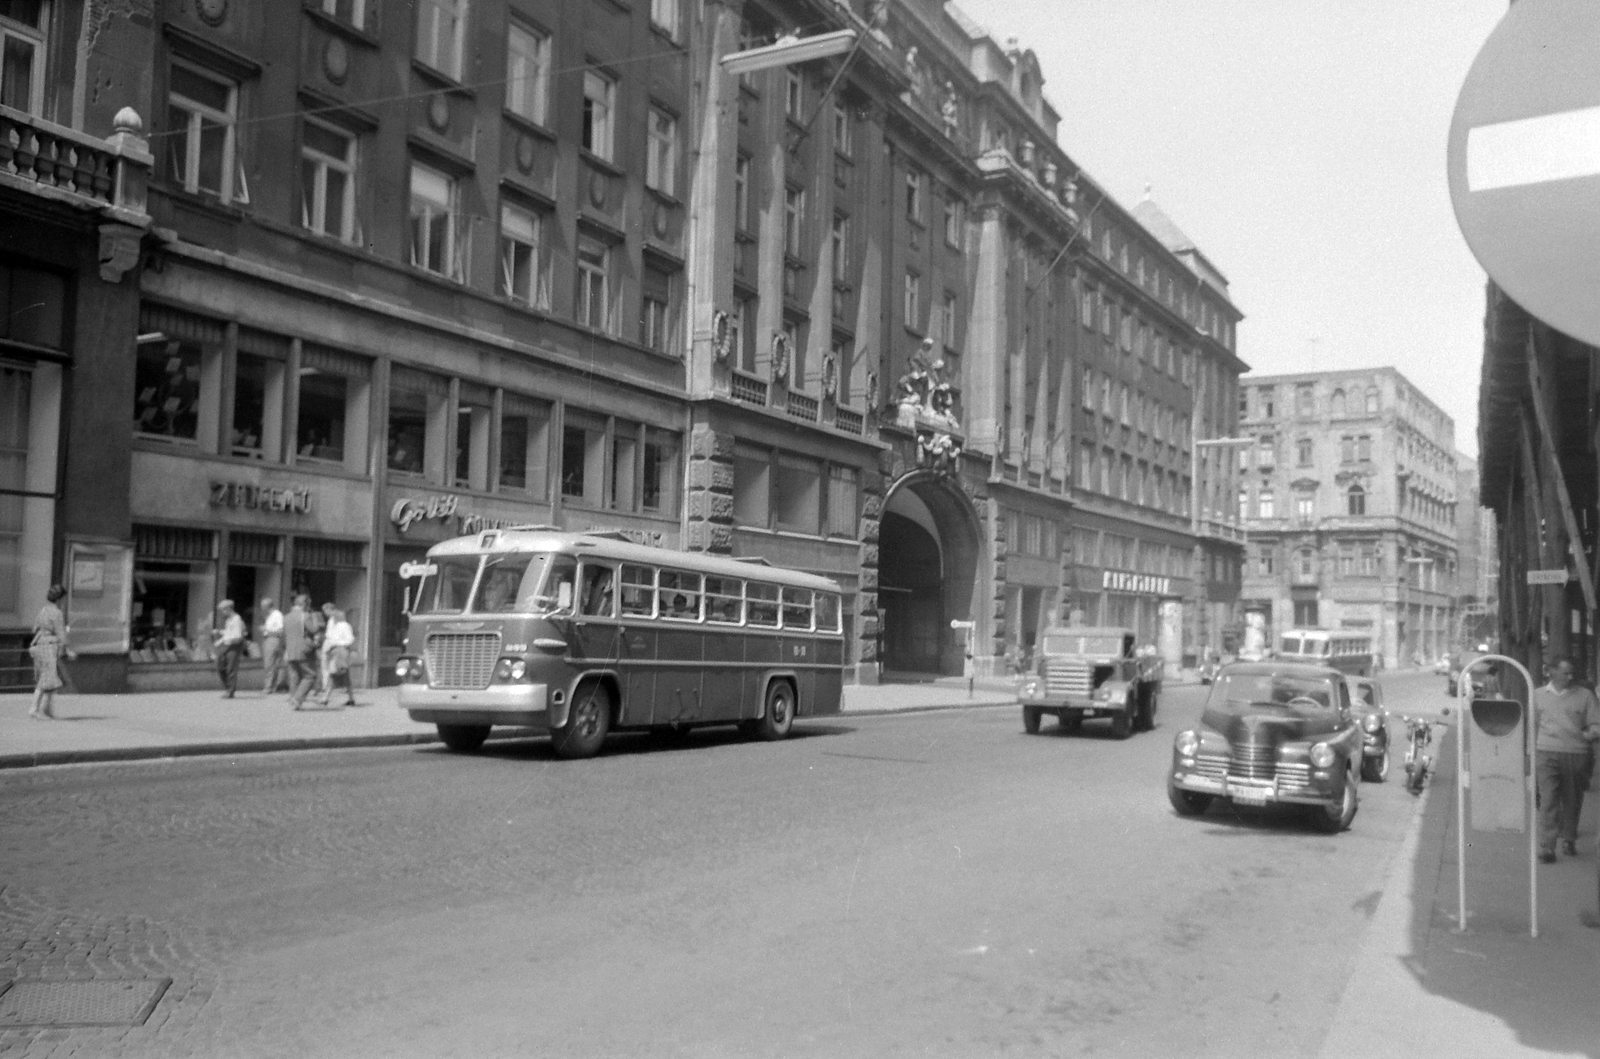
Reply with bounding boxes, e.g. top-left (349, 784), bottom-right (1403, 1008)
top-left (856, 464), bottom-right (885, 684)
top-left (684, 424), bottom-right (734, 554)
